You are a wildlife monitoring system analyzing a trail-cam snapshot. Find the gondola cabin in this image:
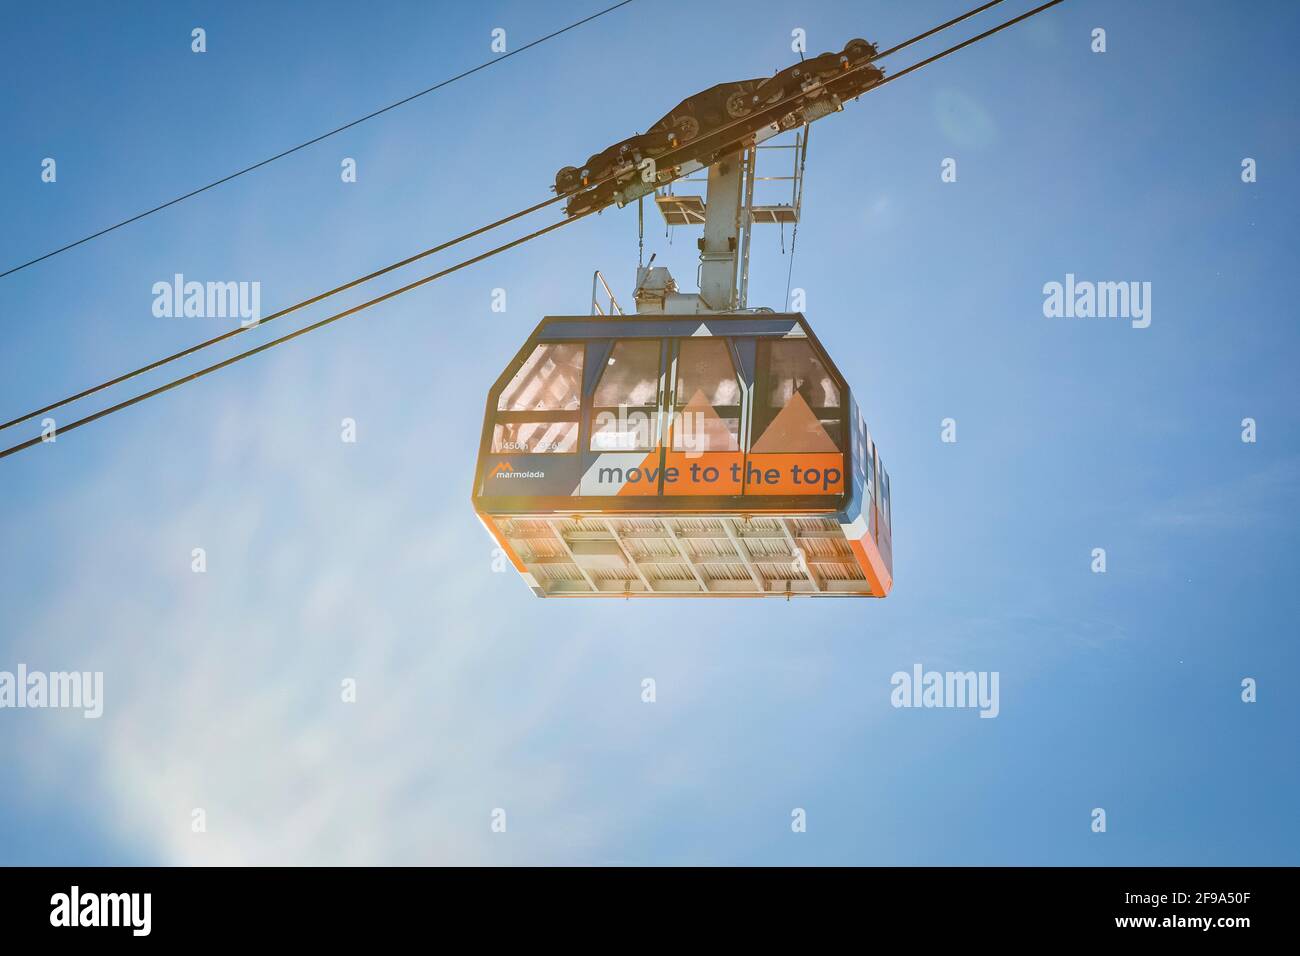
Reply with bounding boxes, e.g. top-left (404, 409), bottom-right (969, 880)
top-left (472, 312), bottom-right (893, 597)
